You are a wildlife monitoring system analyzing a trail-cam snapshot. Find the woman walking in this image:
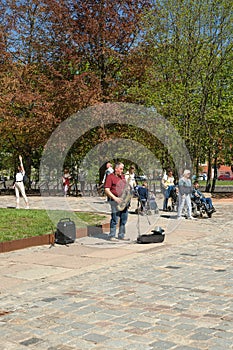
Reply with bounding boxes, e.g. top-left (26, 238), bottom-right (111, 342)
top-left (13, 155), bottom-right (29, 209)
top-left (177, 169), bottom-right (195, 220)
